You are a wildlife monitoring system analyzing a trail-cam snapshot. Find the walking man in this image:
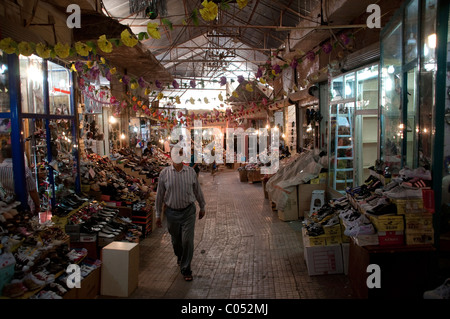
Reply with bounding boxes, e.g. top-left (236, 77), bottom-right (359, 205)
top-left (155, 152), bottom-right (206, 281)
